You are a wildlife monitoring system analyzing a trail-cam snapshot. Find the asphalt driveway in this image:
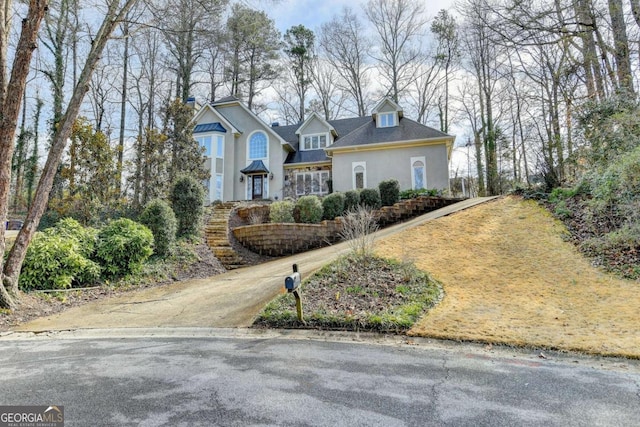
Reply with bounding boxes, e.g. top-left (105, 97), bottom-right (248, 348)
top-left (13, 197), bottom-right (496, 332)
